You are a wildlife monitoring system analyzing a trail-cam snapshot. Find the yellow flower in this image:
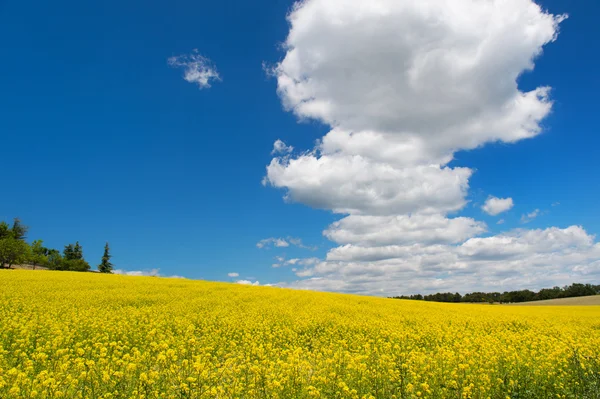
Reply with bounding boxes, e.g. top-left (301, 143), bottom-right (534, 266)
top-left (0, 270), bottom-right (598, 399)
